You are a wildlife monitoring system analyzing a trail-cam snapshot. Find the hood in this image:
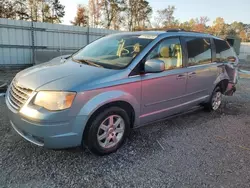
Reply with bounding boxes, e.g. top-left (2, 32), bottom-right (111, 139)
top-left (15, 58), bottom-right (122, 91)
